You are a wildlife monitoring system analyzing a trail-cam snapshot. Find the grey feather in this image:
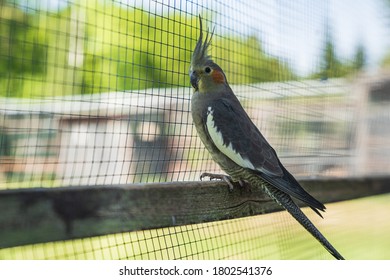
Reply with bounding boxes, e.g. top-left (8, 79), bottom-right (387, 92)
top-left (191, 15), bottom-right (215, 67)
